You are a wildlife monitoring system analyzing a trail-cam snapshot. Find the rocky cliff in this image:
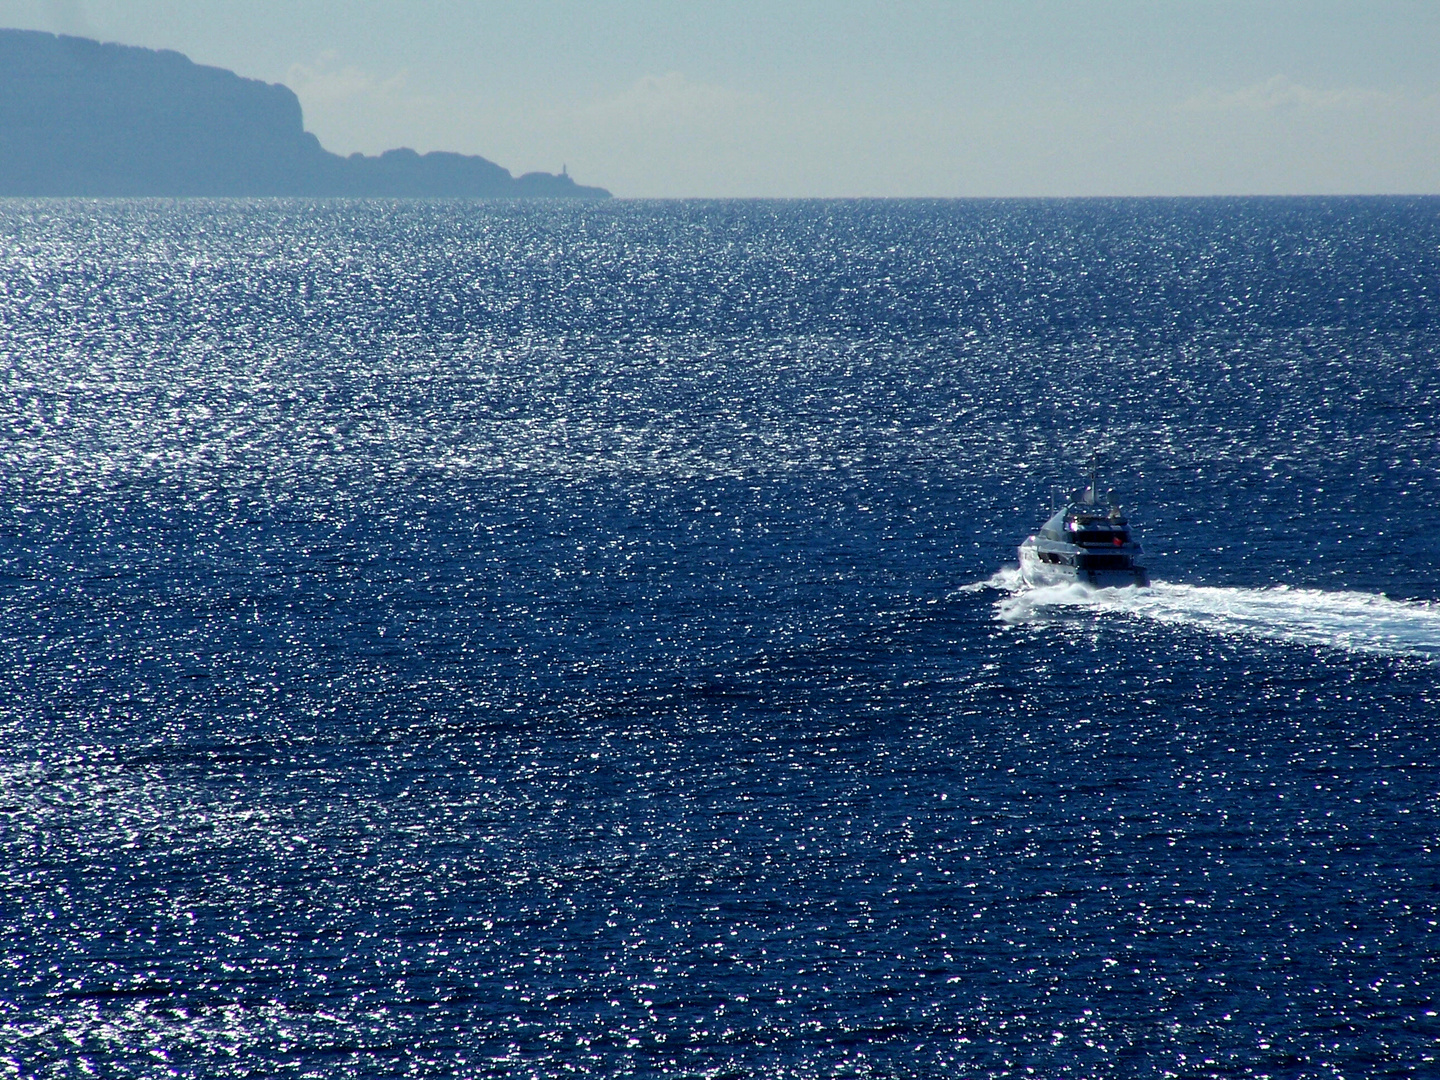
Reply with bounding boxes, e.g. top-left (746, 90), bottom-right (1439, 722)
top-left (0, 29), bottom-right (609, 198)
